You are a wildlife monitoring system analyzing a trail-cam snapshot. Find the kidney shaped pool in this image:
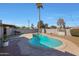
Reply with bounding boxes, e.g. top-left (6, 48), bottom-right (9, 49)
top-left (29, 34), bottom-right (63, 48)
